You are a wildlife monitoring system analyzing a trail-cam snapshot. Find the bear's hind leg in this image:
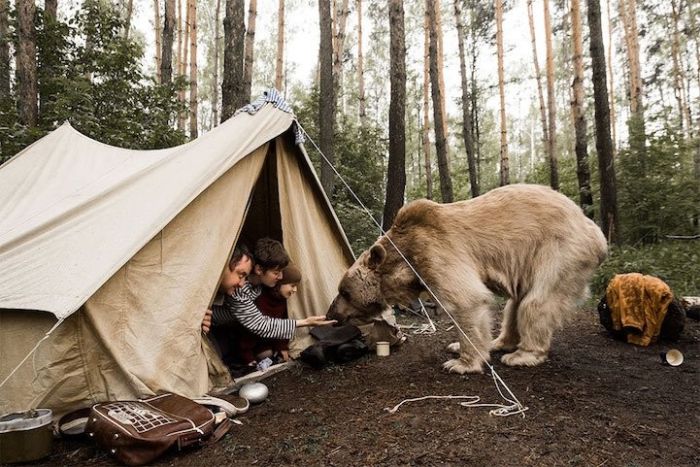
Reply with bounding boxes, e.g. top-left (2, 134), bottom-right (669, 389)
top-left (491, 298), bottom-right (520, 352)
